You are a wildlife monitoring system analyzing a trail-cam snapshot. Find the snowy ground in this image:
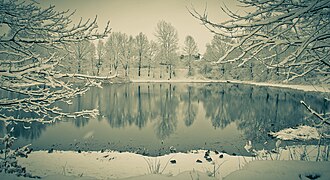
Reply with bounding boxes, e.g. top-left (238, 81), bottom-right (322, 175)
top-left (16, 150), bottom-right (249, 179)
top-left (225, 160), bottom-right (330, 180)
top-left (131, 78), bottom-right (330, 93)
top-left (121, 68), bottom-right (330, 93)
top-left (0, 144), bottom-right (329, 180)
